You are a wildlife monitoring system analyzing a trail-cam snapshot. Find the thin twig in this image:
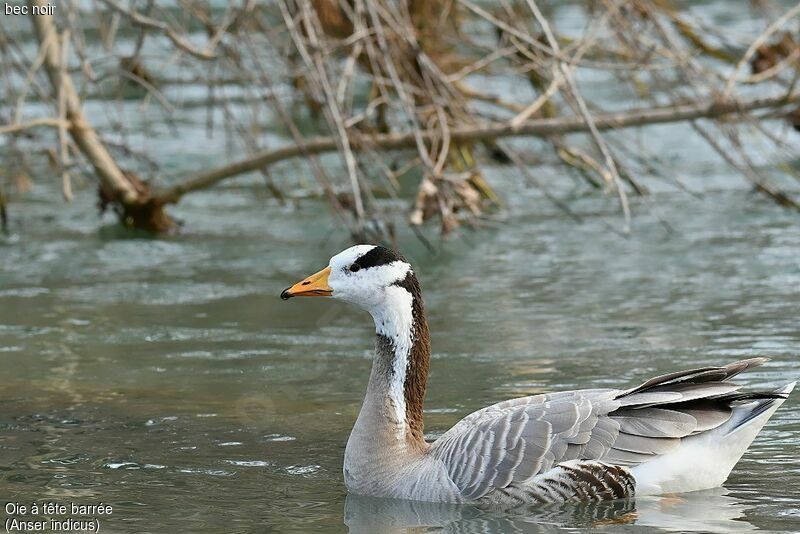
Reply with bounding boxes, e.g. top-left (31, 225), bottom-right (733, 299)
top-left (99, 0), bottom-right (220, 60)
top-left (722, 3), bottom-right (800, 97)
